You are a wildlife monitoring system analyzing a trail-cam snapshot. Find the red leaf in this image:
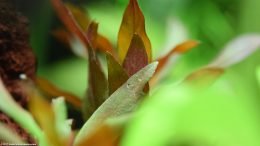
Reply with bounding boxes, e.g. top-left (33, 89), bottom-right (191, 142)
top-left (122, 34), bottom-right (149, 76)
top-left (118, 0), bottom-right (151, 62)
